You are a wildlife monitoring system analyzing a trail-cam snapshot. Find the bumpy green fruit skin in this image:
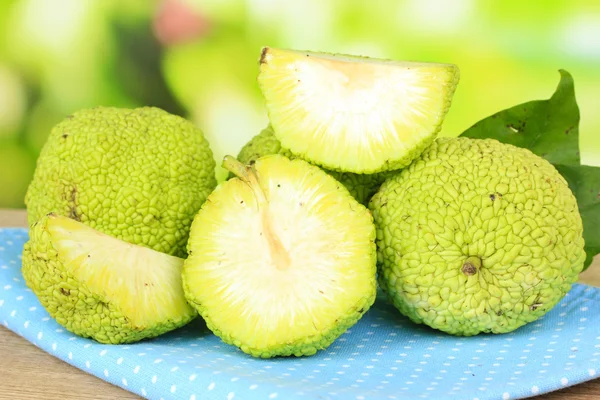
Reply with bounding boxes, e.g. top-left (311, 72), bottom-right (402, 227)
top-left (236, 126), bottom-right (395, 205)
top-left (369, 137), bottom-right (585, 336)
top-left (25, 107), bottom-right (217, 257)
top-left (22, 215), bottom-right (195, 344)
